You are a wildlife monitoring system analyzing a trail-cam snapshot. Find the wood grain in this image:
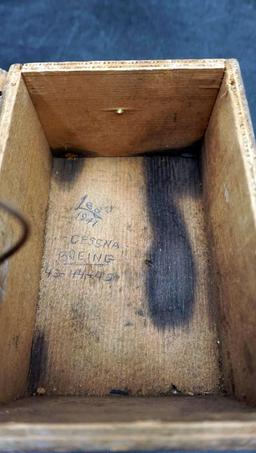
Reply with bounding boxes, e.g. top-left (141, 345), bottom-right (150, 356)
top-left (31, 153), bottom-right (219, 396)
top-left (1, 421), bottom-right (256, 452)
top-left (203, 59), bottom-right (256, 405)
top-left (0, 65), bottom-right (52, 402)
top-left (0, 395), bottom-right (255, 424)
top-left (0, 396), bottom-right (256, 451)
top-left (22, 60), bottom-right (225, 156)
